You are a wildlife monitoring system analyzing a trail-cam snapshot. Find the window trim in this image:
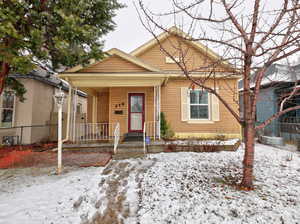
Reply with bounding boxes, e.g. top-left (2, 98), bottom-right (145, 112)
top-left (0, 90), bottom-right (16, 128)
top-left (188, 89), bottom-right (211, 121)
